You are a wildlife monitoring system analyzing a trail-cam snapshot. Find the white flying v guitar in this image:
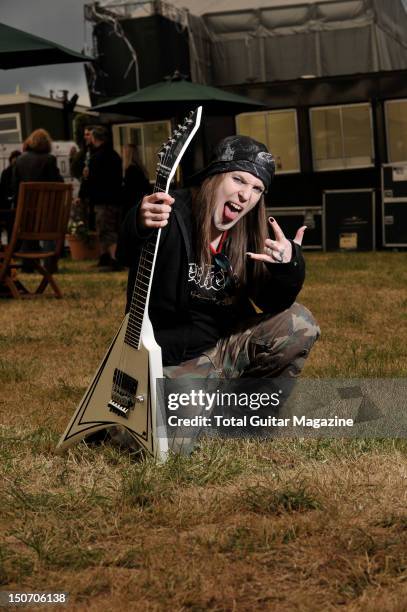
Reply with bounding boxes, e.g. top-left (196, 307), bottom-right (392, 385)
top-left (56, 106), bottom-right (202, 460)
